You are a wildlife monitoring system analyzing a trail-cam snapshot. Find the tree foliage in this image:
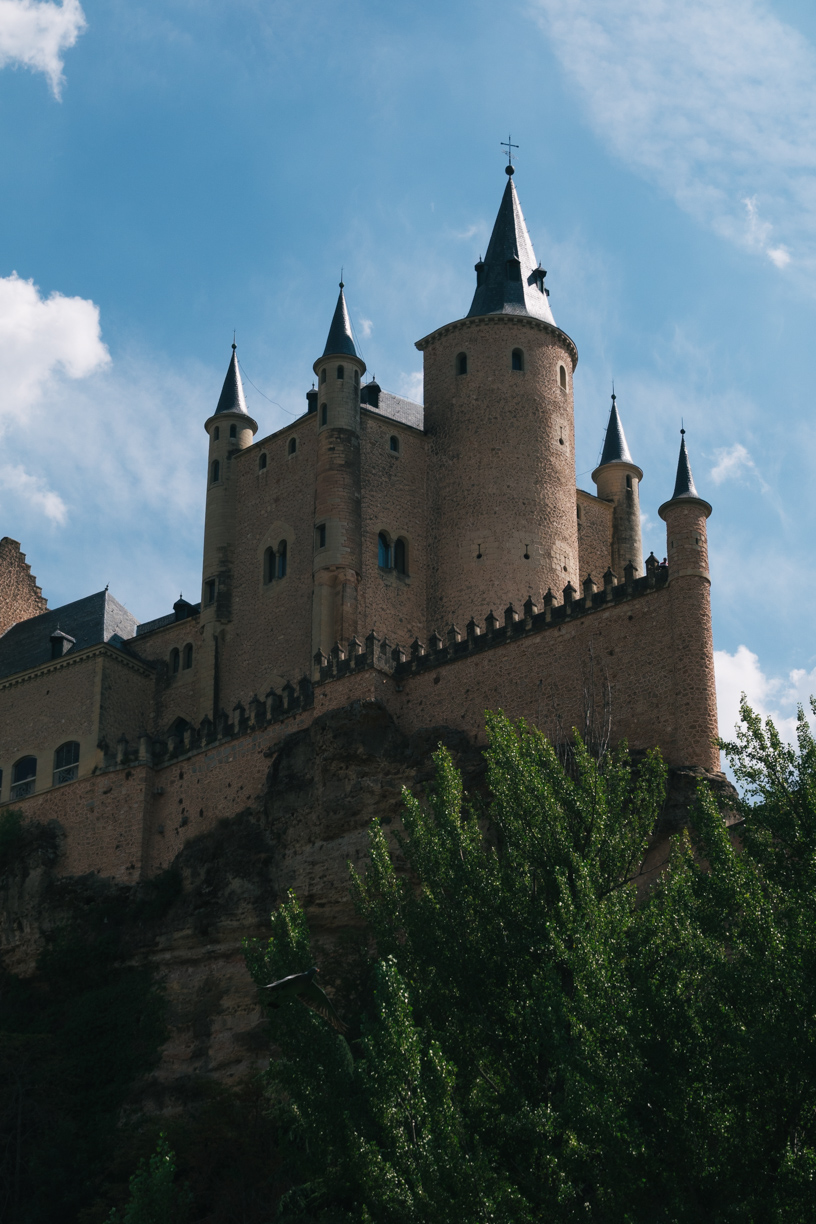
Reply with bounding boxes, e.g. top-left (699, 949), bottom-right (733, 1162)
top-left (247, 706), bottom-right (816, 1222)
